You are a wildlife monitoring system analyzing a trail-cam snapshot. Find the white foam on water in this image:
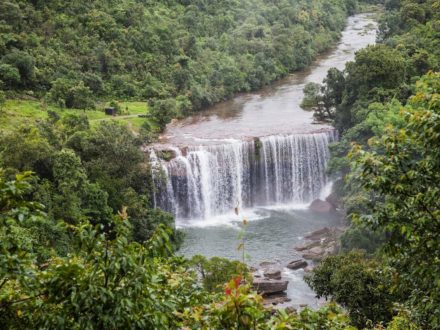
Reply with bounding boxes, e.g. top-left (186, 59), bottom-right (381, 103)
top-left (176, 207), bottom-right (270, 229)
